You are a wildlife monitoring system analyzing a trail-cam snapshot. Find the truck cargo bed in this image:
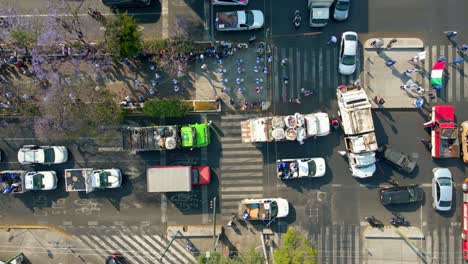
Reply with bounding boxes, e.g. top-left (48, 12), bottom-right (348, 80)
top-left (65, 169), bottom-right (92, 192)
